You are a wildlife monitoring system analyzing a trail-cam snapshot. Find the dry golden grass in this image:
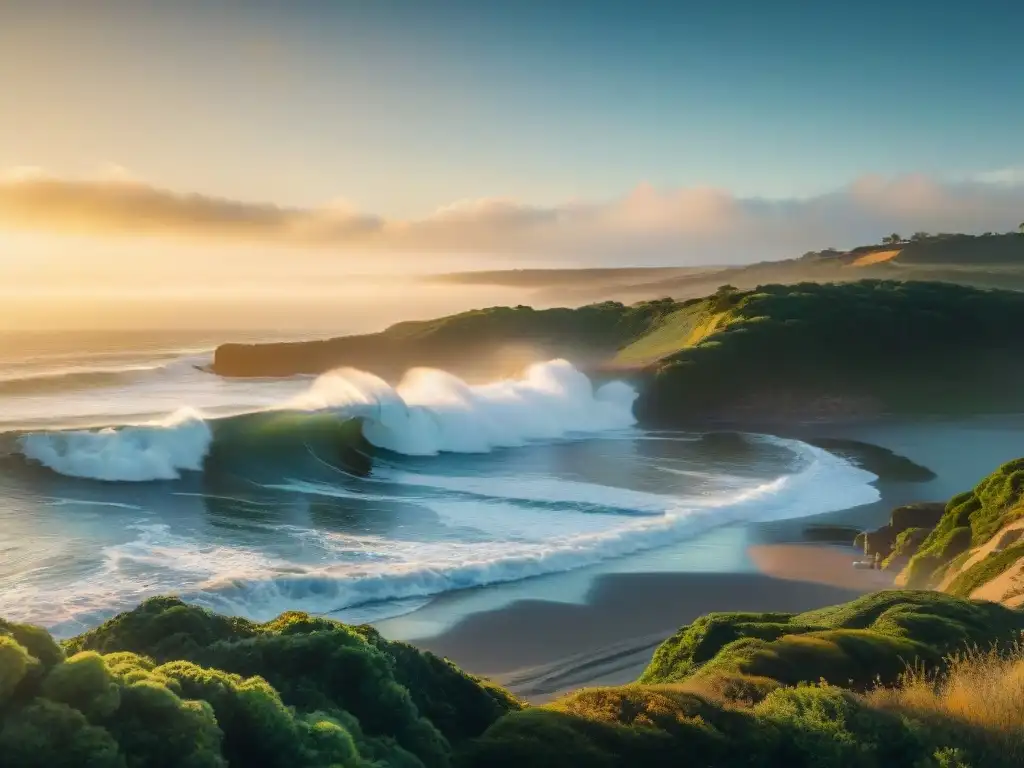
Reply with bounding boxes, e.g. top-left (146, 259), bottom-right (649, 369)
top-left (866, 642), bottom-right (1024, 764)
top-left (851, 248), bottom-right (902, 266)
top-left (674, 672), bottom-right (781, 706)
